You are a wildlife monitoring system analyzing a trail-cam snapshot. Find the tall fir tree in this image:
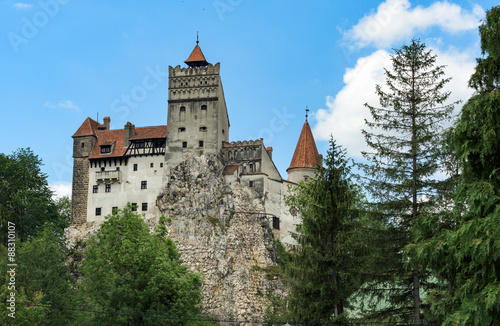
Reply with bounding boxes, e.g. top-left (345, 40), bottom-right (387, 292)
top-left (285, 138), bottom-right (365, 323)
top-left (361, 39), bottom-right (457, 323)
top-left (410, 7), bottom-right (500, 325)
